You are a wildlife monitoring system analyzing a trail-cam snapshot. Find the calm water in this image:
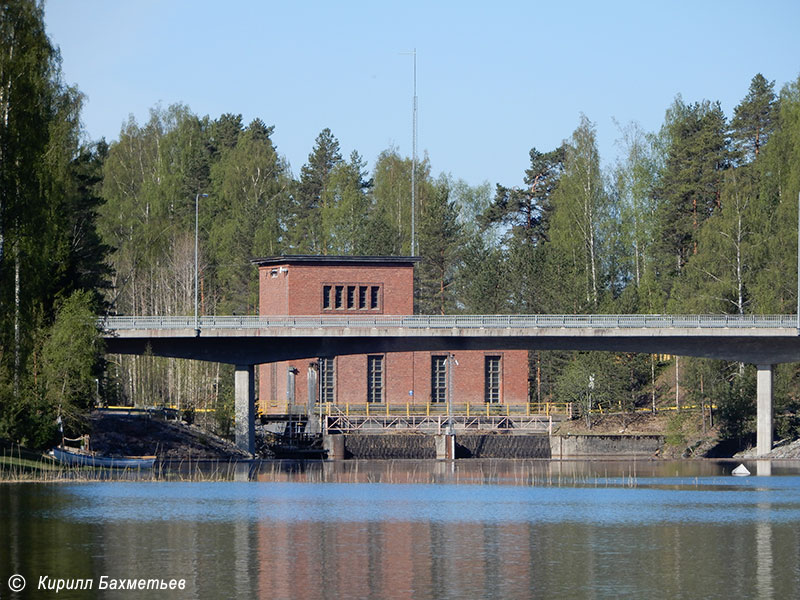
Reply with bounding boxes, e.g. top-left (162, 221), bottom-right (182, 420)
top-left (2, 460), bottom-right (800, 599)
